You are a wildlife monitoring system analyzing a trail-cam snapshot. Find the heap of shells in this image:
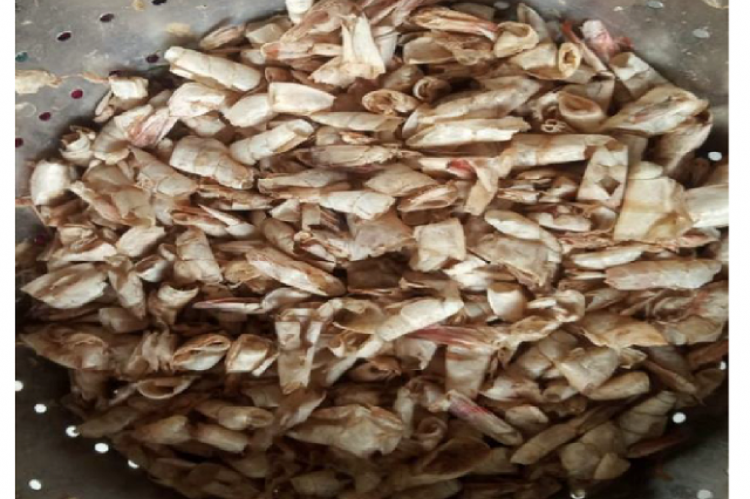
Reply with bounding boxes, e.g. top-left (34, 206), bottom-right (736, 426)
top-left (16, 1), bottom-right (728, 498)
